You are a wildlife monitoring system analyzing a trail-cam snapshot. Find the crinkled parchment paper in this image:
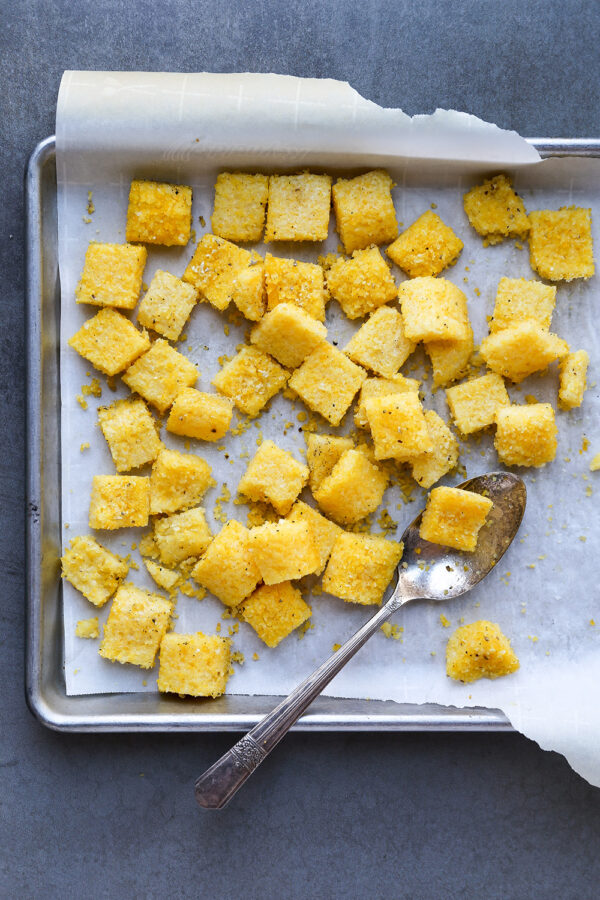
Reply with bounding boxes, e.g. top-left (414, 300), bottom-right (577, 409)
top-left (56, 71), bottom-right (600, 786)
